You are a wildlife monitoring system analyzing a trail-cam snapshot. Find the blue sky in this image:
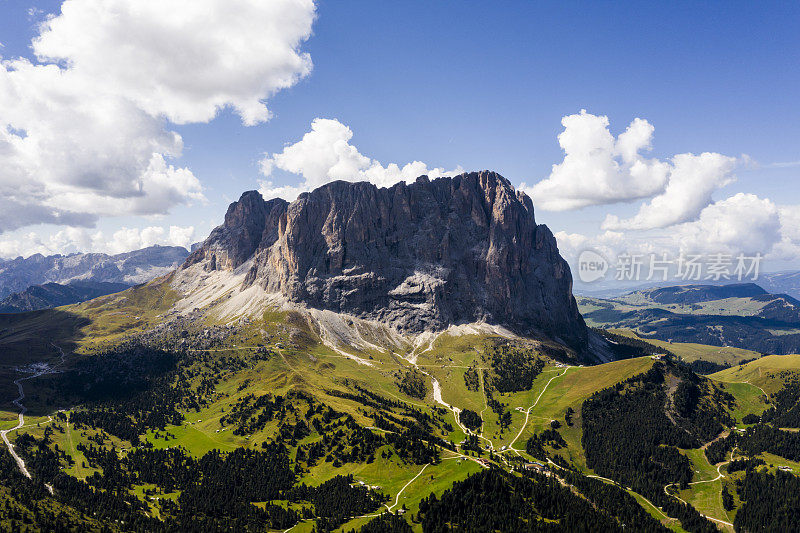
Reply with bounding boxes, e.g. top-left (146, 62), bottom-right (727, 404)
top-left (0, 1), bottom-right (798, 276)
